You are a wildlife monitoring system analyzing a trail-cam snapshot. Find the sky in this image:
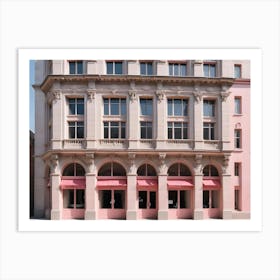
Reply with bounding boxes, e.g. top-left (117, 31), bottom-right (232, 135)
top-left (29, 60), bottom-right (35, 132)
